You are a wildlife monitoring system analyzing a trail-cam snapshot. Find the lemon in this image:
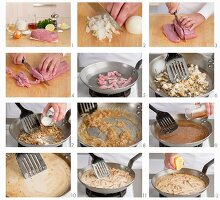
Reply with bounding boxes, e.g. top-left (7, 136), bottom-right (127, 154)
top-left (45, 24), bottom-right (55, 31)
top-left (174, 156), bottom-right (184, 170)
top-left (60, 23), bottom-right (69, 30)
